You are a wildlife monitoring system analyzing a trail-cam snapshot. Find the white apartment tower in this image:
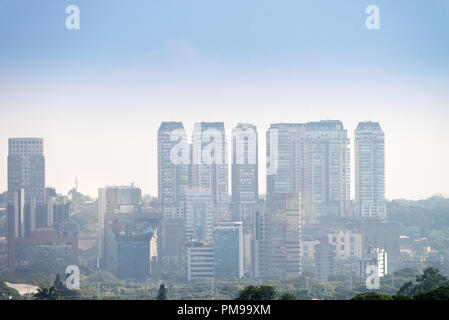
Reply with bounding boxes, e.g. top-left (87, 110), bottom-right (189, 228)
top-left (355, 122), bottom-right (386, 221)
